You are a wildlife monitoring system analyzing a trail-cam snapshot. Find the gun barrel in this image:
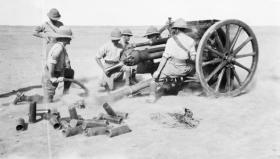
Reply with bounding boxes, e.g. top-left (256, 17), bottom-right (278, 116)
top-left (134, 38), bottom-right (168, 47)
